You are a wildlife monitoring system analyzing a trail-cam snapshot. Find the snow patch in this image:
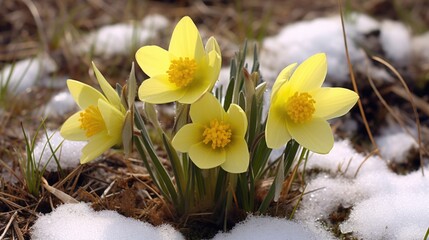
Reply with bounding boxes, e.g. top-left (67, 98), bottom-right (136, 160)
top-left (43, 91), bottom-right (77, 118)
top-left (33, 130), bottom-right (85, 171)
top-left (380, 20), bottom-right (412, 66)
top-left (76, 14), bottom-right (169, 57)
top-left (259, 13), bottom-right (413, 86)
top-left (296, 140), bottom-right (429, 239)
top-left (212, 215), bottom-right (334, 240)
top-left (412, 32), bottom-right (429, 67)
top-left (0, 54), bottom-right (57, 94)
top-left (31, 202), bottom-right (184, 240)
